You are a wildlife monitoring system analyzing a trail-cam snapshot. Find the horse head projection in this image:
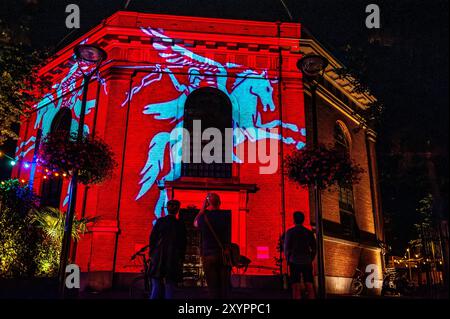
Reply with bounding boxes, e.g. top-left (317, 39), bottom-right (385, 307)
top-left (123, 27), bottom-right (306, 220)
top-left (233, 70), bottom-right (276, 112)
